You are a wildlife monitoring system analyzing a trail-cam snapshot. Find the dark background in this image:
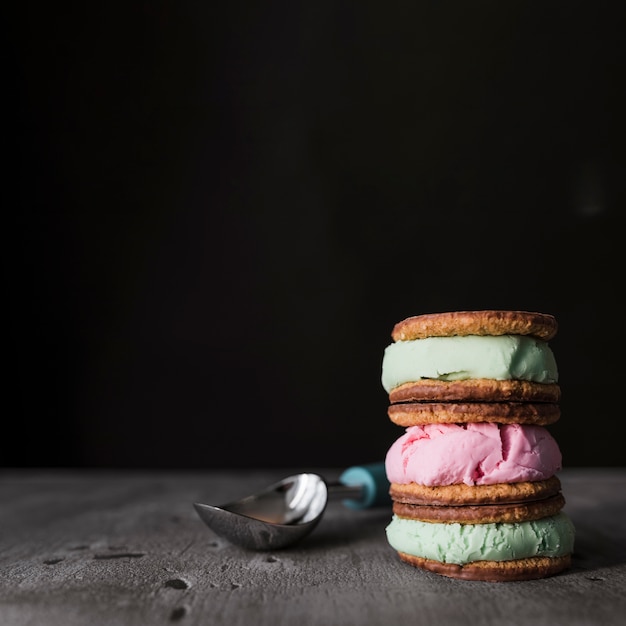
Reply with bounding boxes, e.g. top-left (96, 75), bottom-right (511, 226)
top-left (7, 1), bottom-right (625, 470)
